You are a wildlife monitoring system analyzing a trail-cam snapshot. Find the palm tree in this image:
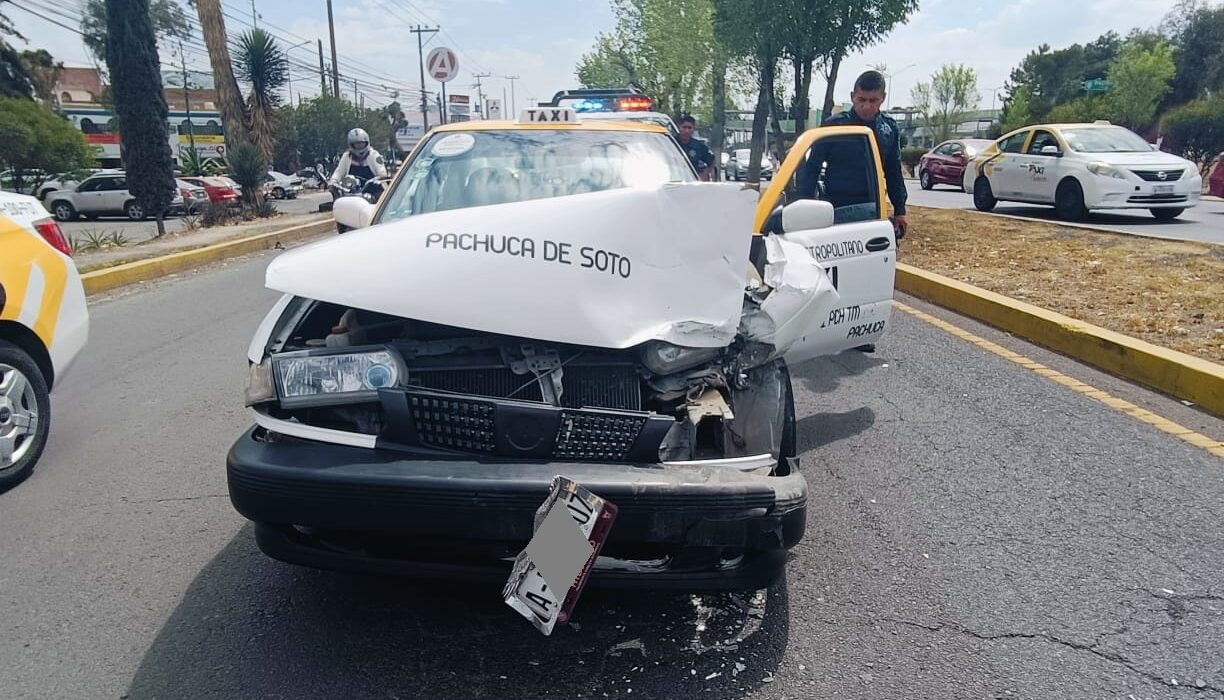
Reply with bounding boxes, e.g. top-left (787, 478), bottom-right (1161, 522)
top-left (233, 28), bottom-right (287, 164)
top-left (194, 0), bottom-right (250, 148)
